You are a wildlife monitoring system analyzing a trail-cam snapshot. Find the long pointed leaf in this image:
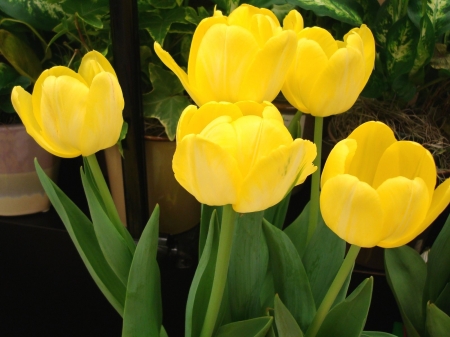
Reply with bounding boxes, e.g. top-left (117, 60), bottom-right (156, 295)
top-left (122, 205), bottom-right (162, 337)
top-left (274, 294), bottom-right (304, 337)
top-left (215, 317), bottom-right (273, 337)
top-left (427, 303), bottom-right (450, 337)
top-left (284, 202), bottom-right (310, 258)
top-left (81, 168), bottom-right (133, 287)
top-left (35, 159), bottom-right (125, 315)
